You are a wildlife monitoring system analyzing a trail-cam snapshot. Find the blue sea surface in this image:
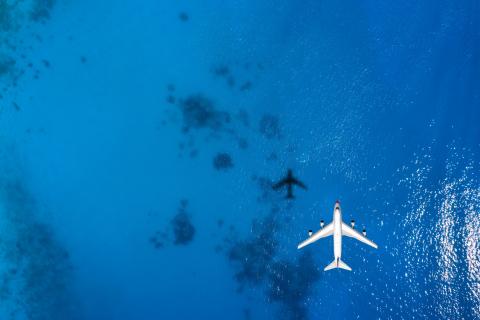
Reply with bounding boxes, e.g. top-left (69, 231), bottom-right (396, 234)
top-left (0, 1), bottom-right (479, 319)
